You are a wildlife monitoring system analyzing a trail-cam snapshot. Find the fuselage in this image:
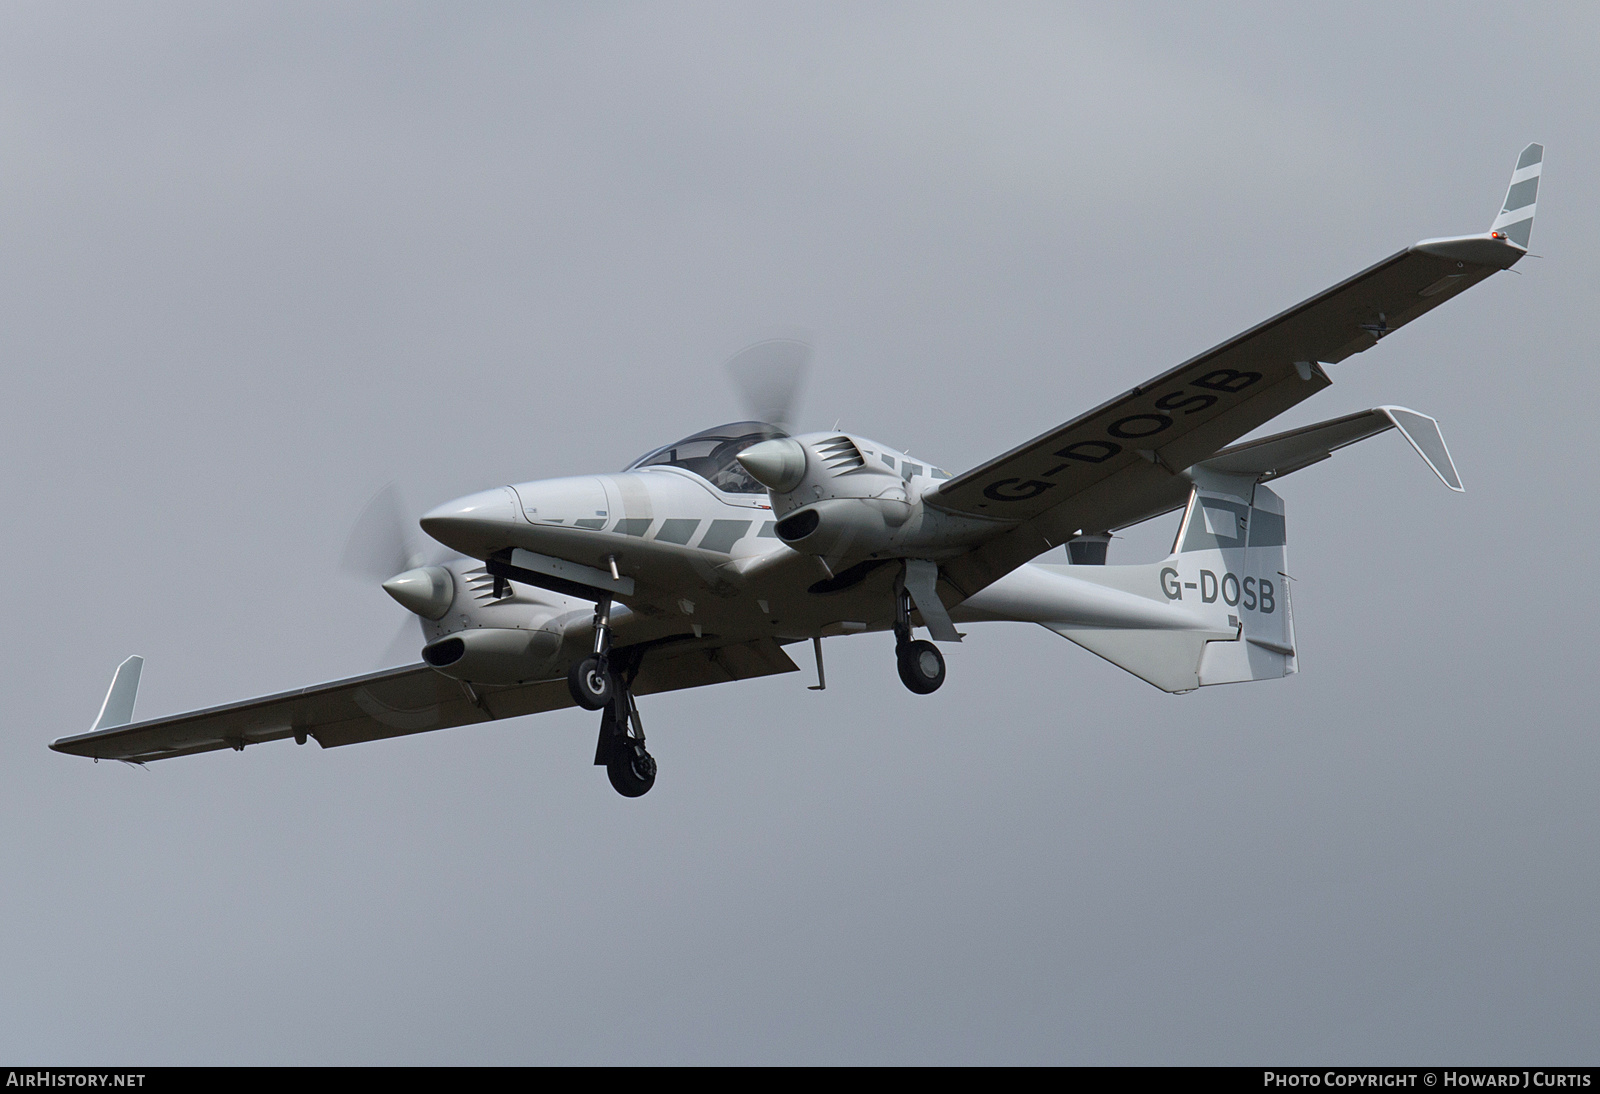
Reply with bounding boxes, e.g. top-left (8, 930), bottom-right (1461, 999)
top-left (417, 425), bottom-right (959, 660)
top-left (408, 421), bottom-right (1213, 688)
